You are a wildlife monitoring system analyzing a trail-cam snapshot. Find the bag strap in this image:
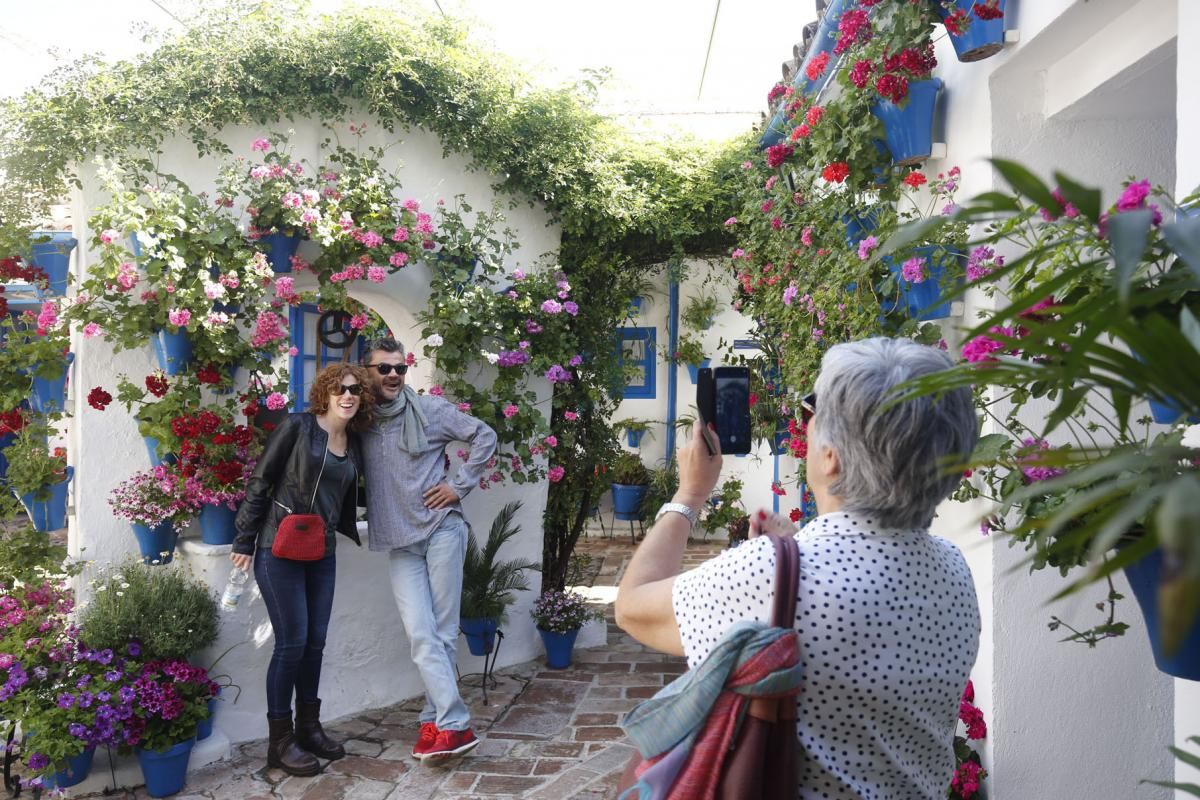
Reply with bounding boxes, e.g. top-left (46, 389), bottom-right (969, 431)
top-left (768, 534), bottom-right (800, 628)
